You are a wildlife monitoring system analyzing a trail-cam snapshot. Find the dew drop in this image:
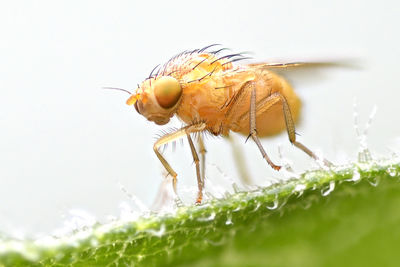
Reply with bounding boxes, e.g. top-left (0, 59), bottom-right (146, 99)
top-left (251, 202), bottom-right (261, 212)
top-left (225, 214), bottom-right (233, 225)
top-left (232, 205), bottom-right (242, 212)
top-left (367, 176), bottom-right (380, 187)
top-left (197, 212), bottom-right (216, 222)
top-left (294, 183), bottom-right (306, 197)
top-left (278, 196), bottom-right (289, 209)
top-left (267, 196), bottom-right (279, 210)
top-left (352, 170), bottom-right (361, 181)
top-left (145, 224), bottom-right (166, 237)
top-left (321, 181), bottom-right (335, 196)
top-left (312, 184), bottom-right (317, 190)
top-left (387, 166), bottom-right (397, 177)
top-left (345, 169), bottom-right (361, 182)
